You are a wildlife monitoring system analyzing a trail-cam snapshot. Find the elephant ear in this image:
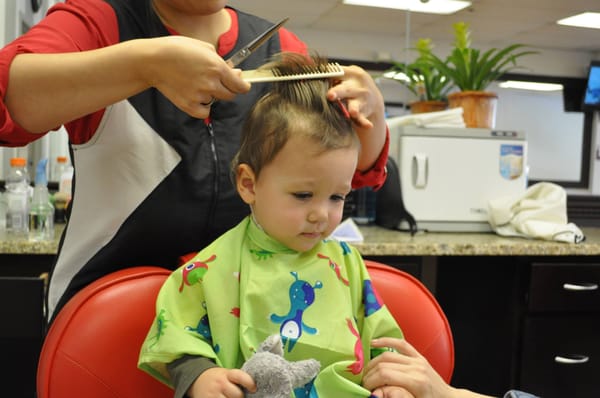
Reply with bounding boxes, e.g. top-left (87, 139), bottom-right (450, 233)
top-left (258, 334), bottom-right (284, 356)
top-left (288, 359), bottom-right (321, 388)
